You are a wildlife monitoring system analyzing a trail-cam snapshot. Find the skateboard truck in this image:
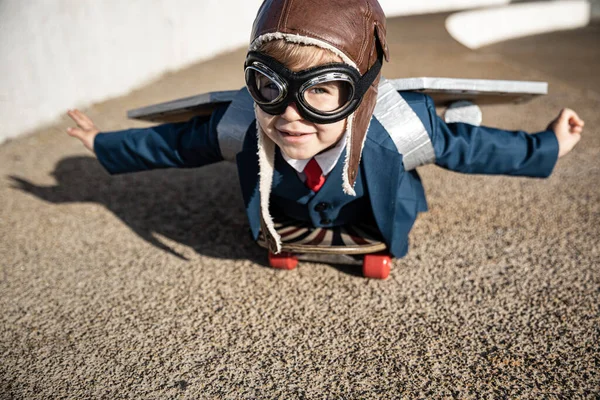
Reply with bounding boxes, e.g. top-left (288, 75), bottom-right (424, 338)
top-left (268, 251), bottom-right (392, 279)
